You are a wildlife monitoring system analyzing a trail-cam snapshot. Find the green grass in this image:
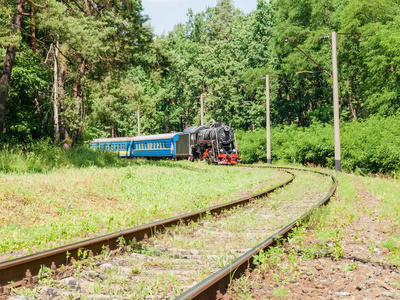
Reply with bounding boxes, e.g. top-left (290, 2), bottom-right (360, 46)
top-left (0, 141), bottom-right (126, 174)
top-left (0, 160), bottom-right (286, 254)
